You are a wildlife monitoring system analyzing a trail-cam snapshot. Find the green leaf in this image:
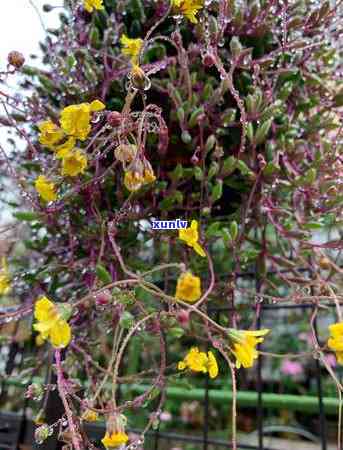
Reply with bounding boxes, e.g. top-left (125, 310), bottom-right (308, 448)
top-left (304, 168), bottom-right (317, 184)
top-left (255, 119), bottom-right (273, 145)
top-left (246, 122), bottom-right (254, 143)
top-left (188, 107), bottom-right (204, 128)
top-left (229, 221), bottom-right (239, 240)
top-left (170, 164), bottom-right (183, 181)
top-left (194, 167), bottom-right (203, 181)
top-left (236, 160), bottom-right (254, 177)
top-left (222, 156), bottom-right (237, 176)
top-left (205, 135), bottom-right (216, 152)
top-left (181, 130), bottom-right (192, 144)
top-left (96, 264), bottom-right (112, 284)
top-left (169, 327), bottom-right (185, 338)
top-left (211, 180), bottom-right (223, 202)
top-left (205, 222), bottom-right (222, 238)
top-left (57, 303), bottom-right (73, 321)
top-left (13, 211), bottom-right (40, 221)
top-left (208, 162), bottom-right (219, 179)
top-left (263, 162), bottom-right (280, 176)
top-left (120, 311), bottom-right (134, 329)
